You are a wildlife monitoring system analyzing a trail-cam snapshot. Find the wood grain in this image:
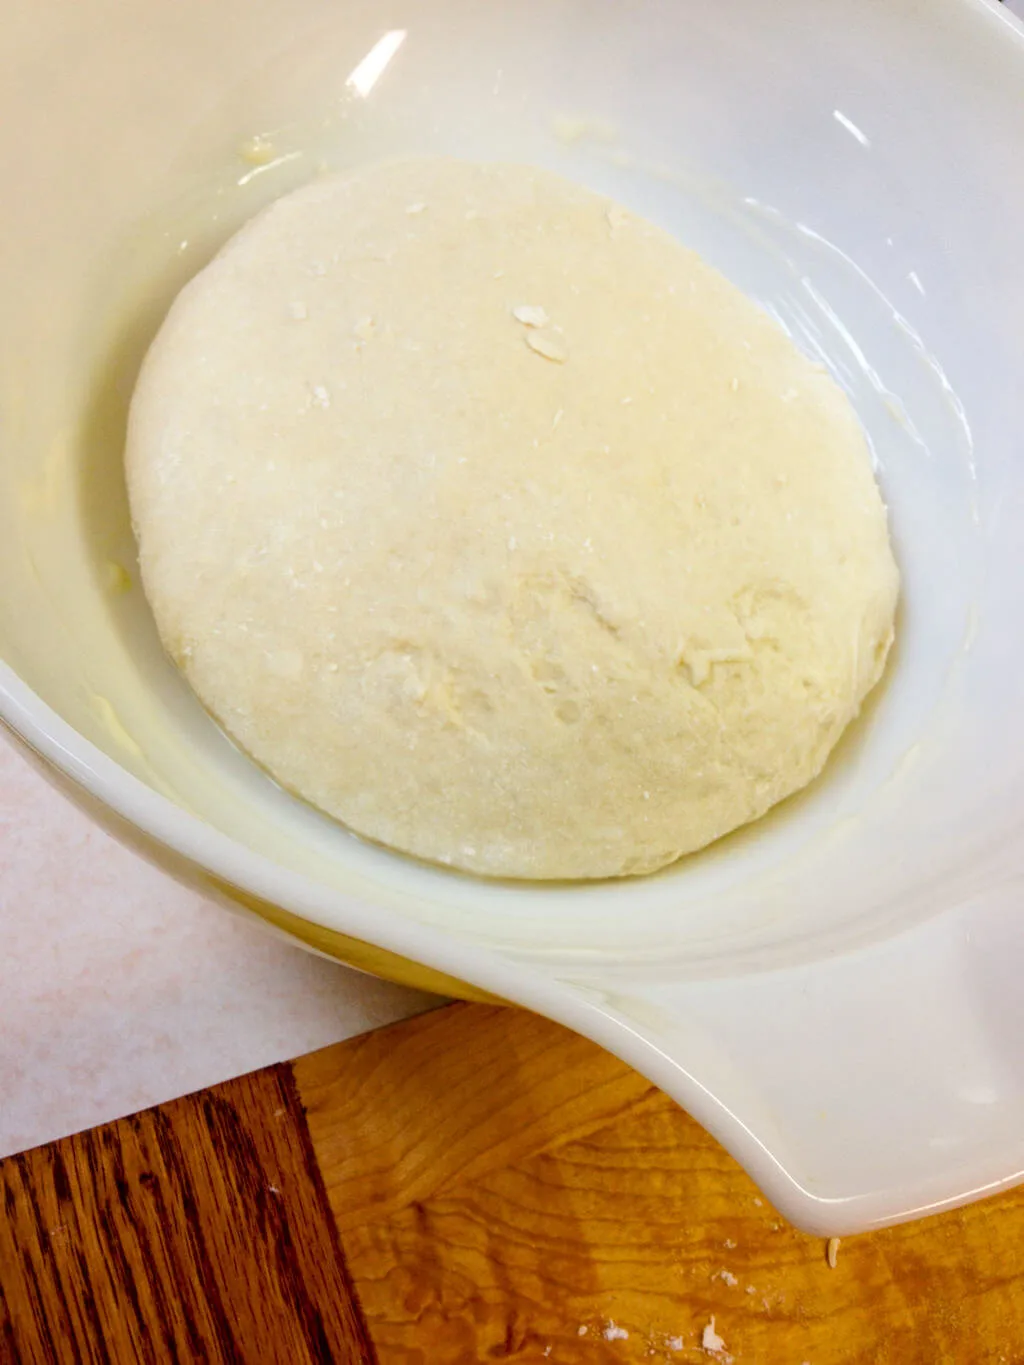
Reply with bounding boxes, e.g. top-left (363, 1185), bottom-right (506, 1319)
top-left (3, 1001), bottom-right (1024, 1363)
top-left (0, 1062), bottom-right (374, 1365)
top-left (297, 1004), bottom-right (659, 1233)
top-left (298, 1003), bottom-right (1024, 1365)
